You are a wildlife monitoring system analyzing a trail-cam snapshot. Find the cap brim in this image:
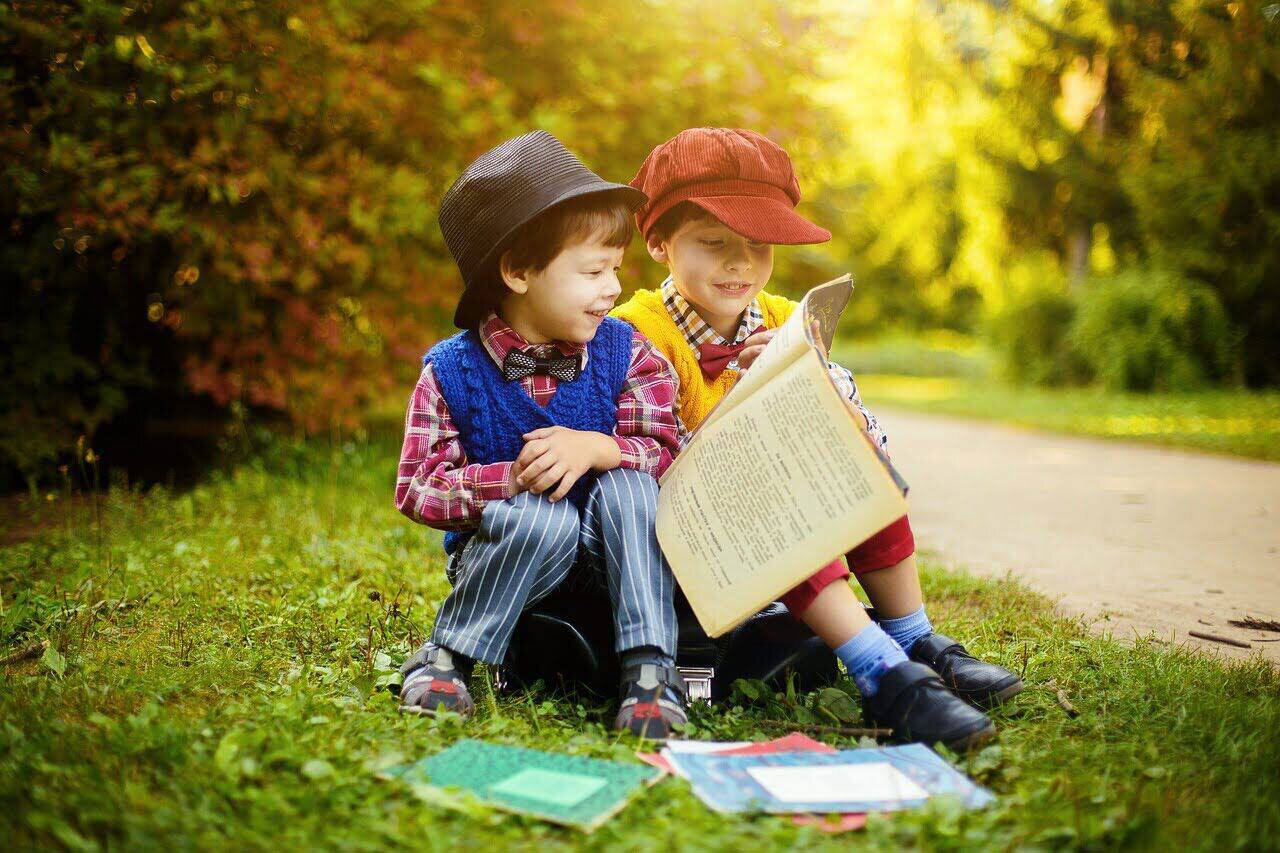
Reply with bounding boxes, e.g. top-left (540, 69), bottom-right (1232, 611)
top-left (687, 195), bottom-right (831, 245)
top-left (452, 182), bottom-right (647, 328)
